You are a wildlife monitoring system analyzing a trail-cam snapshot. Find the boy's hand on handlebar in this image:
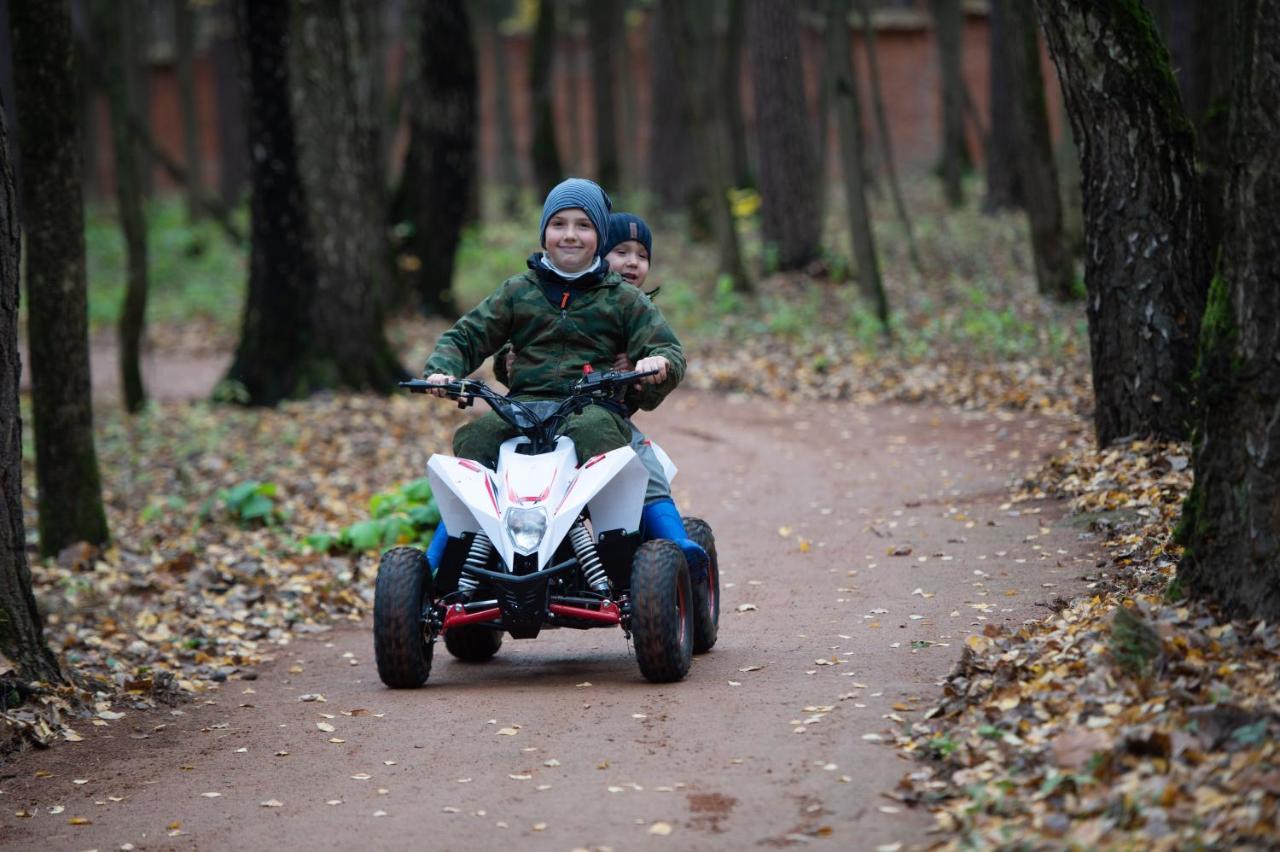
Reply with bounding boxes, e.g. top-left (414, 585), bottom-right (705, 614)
top-left (424, 373), bottom-right (455, 398)
top-left (633, 356), bottom-right (668, 386)
top-left (613, 352), bottom-right (634, 372)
